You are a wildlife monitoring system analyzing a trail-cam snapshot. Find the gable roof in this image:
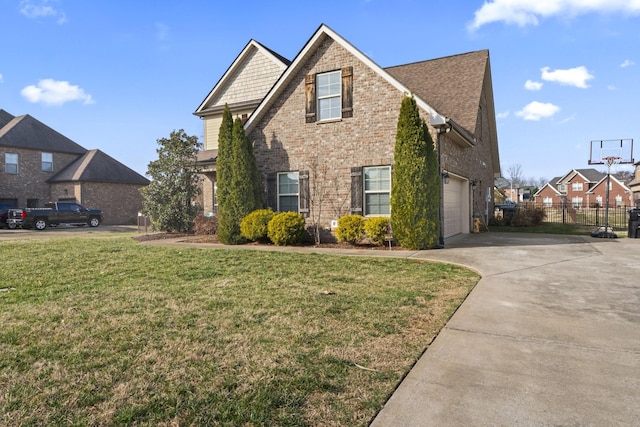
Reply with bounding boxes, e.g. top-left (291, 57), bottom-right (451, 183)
top-left (0, 113), bottom-right (87, 155)
top-left (559, 168), bottom-right (605, 183)
top-left (48, 149), bottom-right (150, 185)
top-left (385, 50), bottom-right (490, 138)
top-left (585, 174), bottom-right (631, 194)
top-left (0, 109), bottom-right (15, 128)
top-left (194, 40), bottom-right (290, 117)
top-left (533, 182), bottom-right (563, 197)
top-left (245, 24), bottom-right (448, 134)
